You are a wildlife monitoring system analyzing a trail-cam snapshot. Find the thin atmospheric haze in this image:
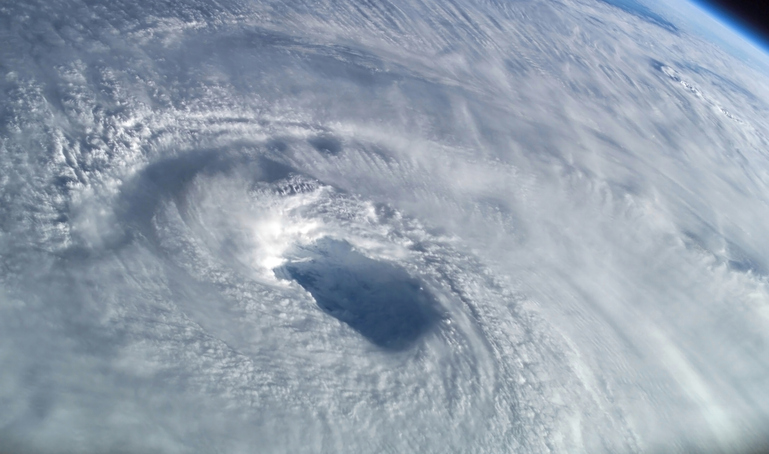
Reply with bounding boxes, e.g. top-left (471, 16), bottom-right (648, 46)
top-left (1, 0), bottom-right (769, 452)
